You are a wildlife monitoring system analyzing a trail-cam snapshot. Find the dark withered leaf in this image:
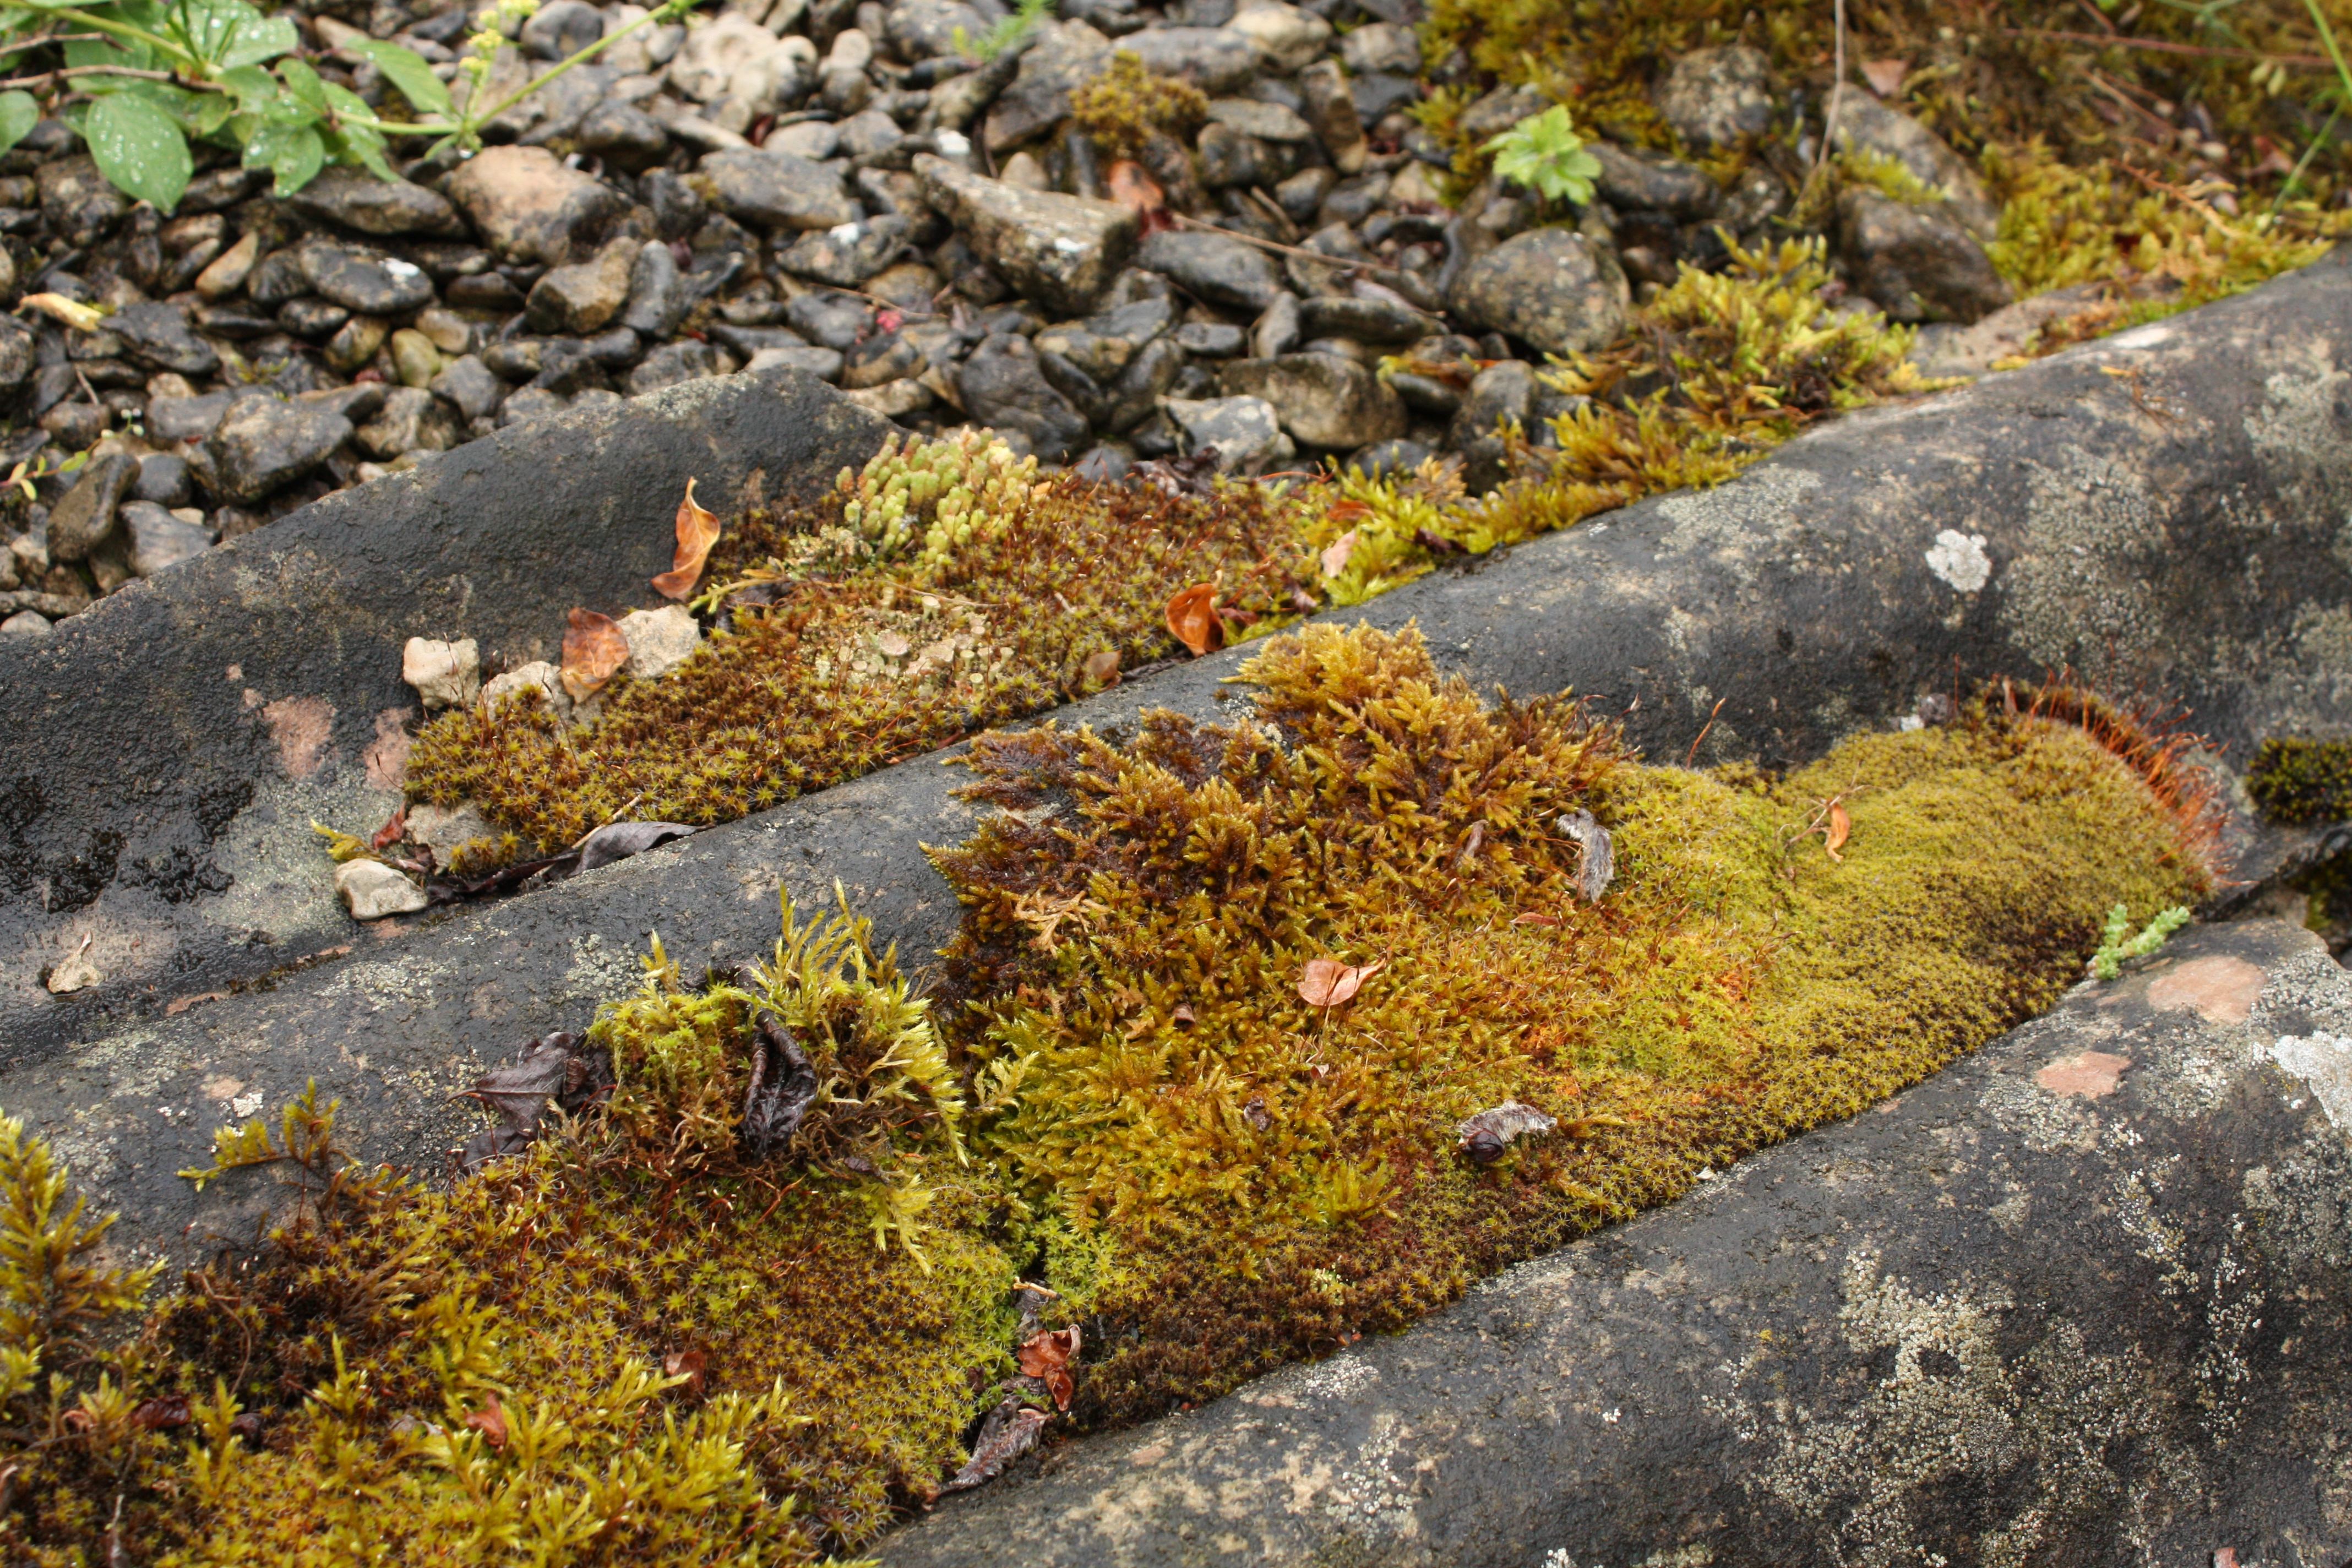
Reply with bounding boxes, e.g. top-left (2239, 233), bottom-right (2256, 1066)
top-left (431, 852), bottom-right (573, 904)
top-left (1413, 526), bottom-right (1466, 557)
top-left (456, 1124), bottom-right (536, 1174)
top-left (943, 1400), bottom-right (1049, 1493)
top-left (463, 1031), bottom-right (580, 1134)
top-left (131, 1395), bottom-right (190, 1431)
top-left (1559, 809), bottom-right (1614, 902)
top-left (1457, 1099), bottom-right (1558, 1164)
top-left (578, 820), bottom-right (696, 872)
top-left (741, 1011), bottom-right (818, 1158)
top-left (1132, 449), bottom-right (1218, 498)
